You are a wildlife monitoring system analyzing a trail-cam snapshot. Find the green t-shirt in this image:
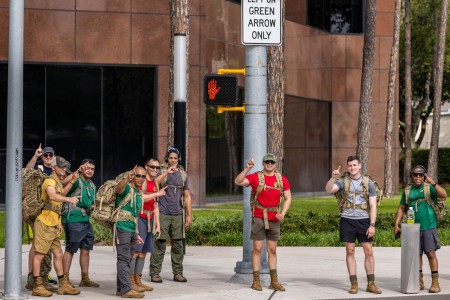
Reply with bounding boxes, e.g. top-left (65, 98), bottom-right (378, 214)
top-left (400, 184), bottom-right (438, 230)
top-left (62, 177), bottom-right (96, 224)
top-left (115, 184), bottom-right (142, 232)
